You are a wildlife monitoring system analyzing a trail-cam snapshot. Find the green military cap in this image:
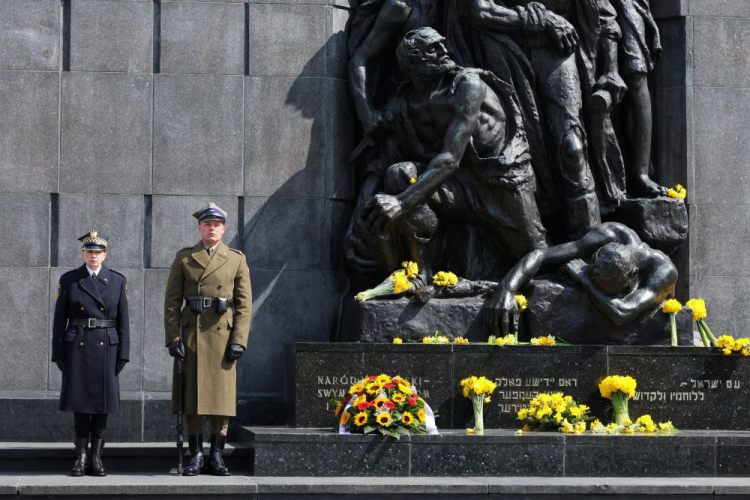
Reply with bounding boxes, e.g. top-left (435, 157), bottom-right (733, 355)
top-left (192, 202), bottom-right (227, 222)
